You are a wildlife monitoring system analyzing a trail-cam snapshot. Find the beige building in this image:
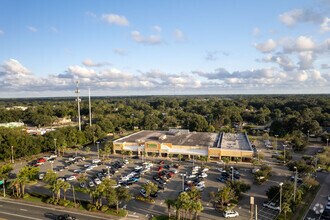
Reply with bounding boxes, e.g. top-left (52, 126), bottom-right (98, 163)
top-left (113, 129), bottom-right (254, 162)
